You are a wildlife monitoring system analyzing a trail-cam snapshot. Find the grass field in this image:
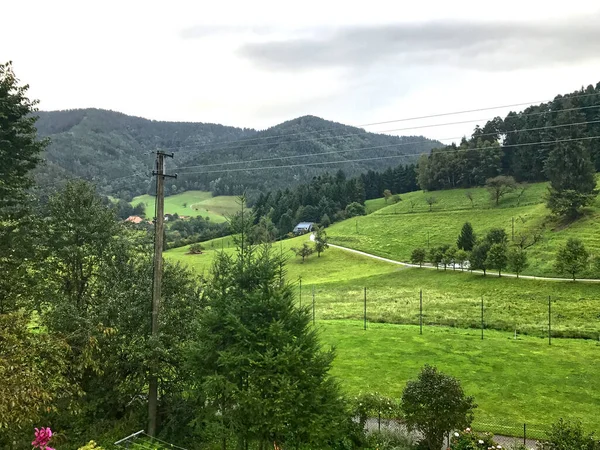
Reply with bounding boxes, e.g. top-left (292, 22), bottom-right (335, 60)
top-left (333, 182), bottom-right (600, 277)
top-left (131, 190), bottom-right (239, 223)
top-left (321, 320), bottom-right (600, 435)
